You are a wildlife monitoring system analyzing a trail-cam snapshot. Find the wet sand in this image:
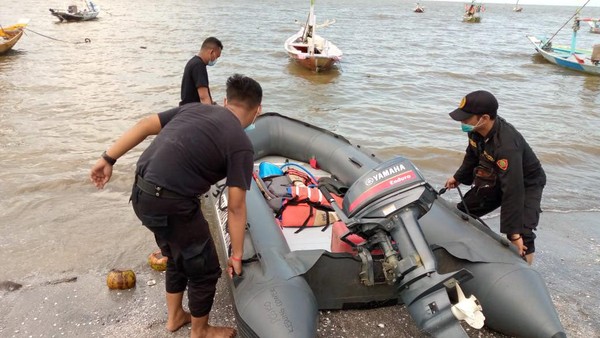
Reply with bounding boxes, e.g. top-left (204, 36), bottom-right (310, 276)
top-left (1, 211), bottom-right (598, 338)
